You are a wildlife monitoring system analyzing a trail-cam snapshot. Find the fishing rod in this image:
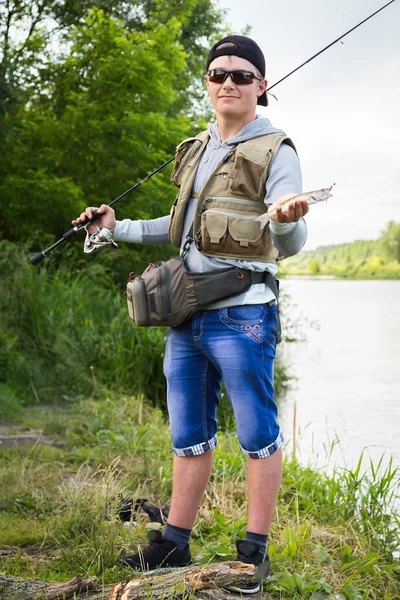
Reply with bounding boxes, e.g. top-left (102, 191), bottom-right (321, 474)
top-left (267, 0), bottom-right (396, 94)
top-left (30, 0), bottom-right (396, 266)
top-left (30, 157), bottom-right (174, 265)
